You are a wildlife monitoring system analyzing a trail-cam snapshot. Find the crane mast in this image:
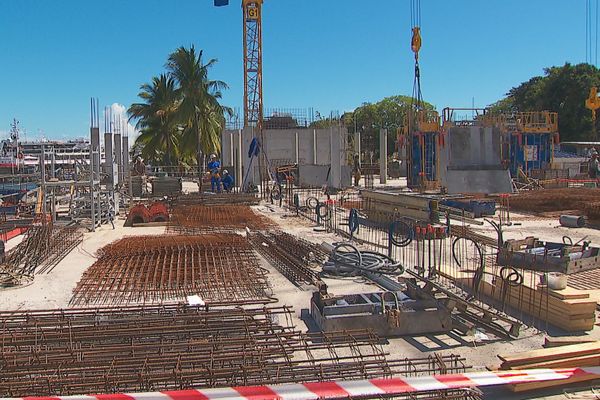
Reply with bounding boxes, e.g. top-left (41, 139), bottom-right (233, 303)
top-left (243, 0), bottom-right (264, 130)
